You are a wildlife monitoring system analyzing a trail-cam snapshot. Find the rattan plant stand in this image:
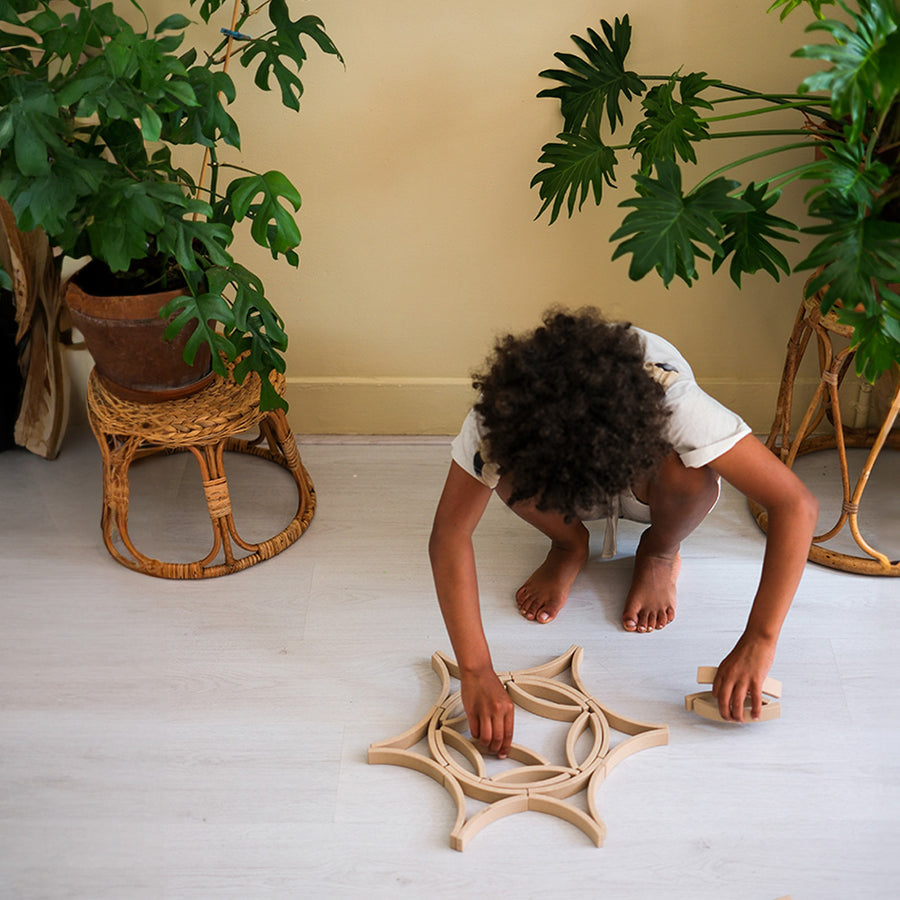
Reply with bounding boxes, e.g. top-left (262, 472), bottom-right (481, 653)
top-left (86, 367), bottom-right (316, 578)
top-left (750, 294), bottom-right (899, 575)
